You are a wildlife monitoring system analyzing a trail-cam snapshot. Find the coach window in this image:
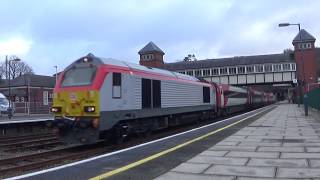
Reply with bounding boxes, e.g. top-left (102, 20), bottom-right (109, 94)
top-left (203, 86), bottom-right (210, 103)
top-left (112, 72), bottom-right (121, 98)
